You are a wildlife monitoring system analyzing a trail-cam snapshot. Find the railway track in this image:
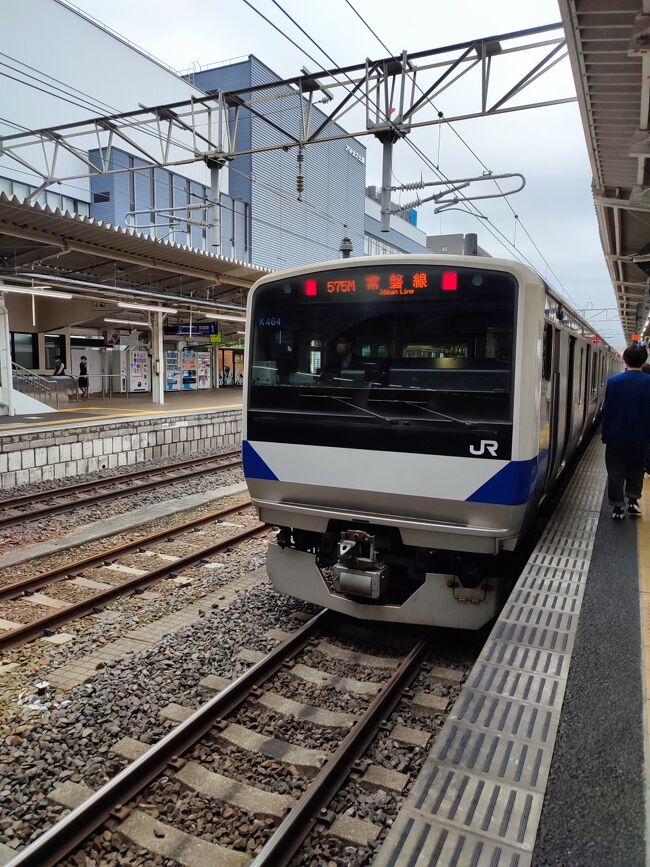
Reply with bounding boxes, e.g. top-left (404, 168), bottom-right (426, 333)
top-left (0, 500), bottom-right (264, 650)
top-left (6, 612), bottom-right (455, 867)
top-left (0, 449), bottom-right (242, 529)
